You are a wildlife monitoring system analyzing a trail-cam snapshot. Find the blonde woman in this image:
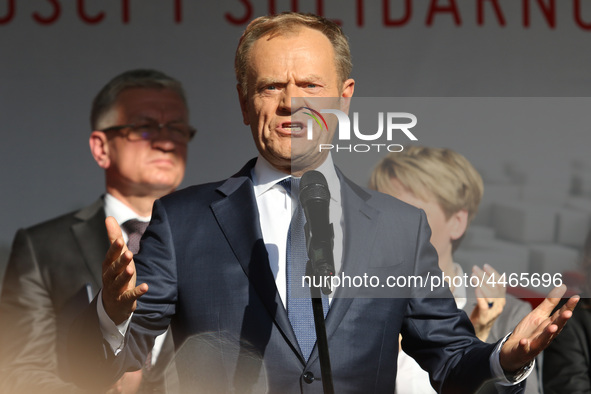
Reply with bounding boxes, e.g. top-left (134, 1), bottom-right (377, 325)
top-left (370, 146), bottom-right (539, 394)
